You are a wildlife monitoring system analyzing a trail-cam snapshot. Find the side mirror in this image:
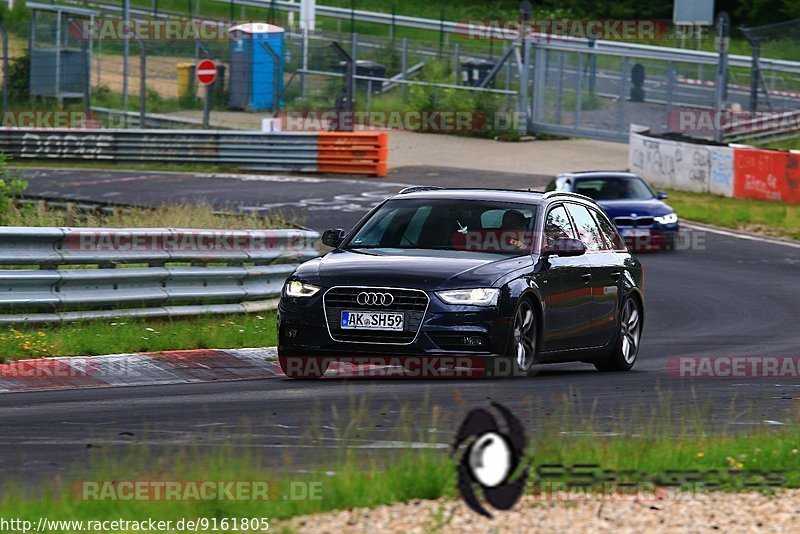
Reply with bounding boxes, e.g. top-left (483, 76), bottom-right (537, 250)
top-left (321, 228), bottom-right (346, 248)
top-left (656, 191), bottom-right (669, 200)
top-left (543, 238), bottom-right (587, 258)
